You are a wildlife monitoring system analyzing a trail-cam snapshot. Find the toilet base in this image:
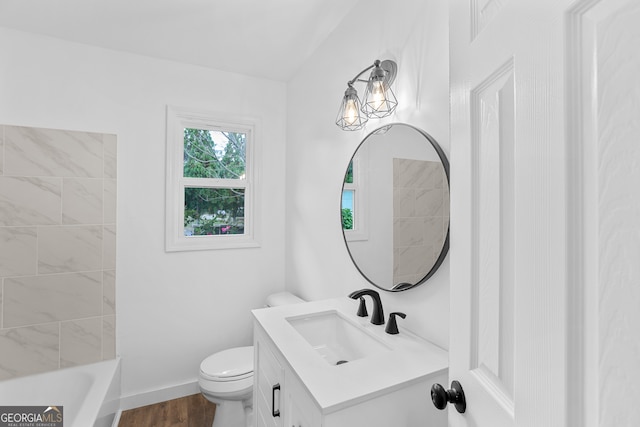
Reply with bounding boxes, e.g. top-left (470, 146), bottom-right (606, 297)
top-left (244, 404), bottom-right (254, 427)
top-left (206, 395), bottom-right (253, 427)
